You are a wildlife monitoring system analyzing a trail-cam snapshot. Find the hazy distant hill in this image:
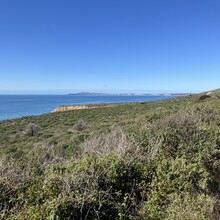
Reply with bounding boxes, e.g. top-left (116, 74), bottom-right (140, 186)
top-left (68, 92), bottom-right (110, 96)
top-left (68, 92), bottom-right (191, 96)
